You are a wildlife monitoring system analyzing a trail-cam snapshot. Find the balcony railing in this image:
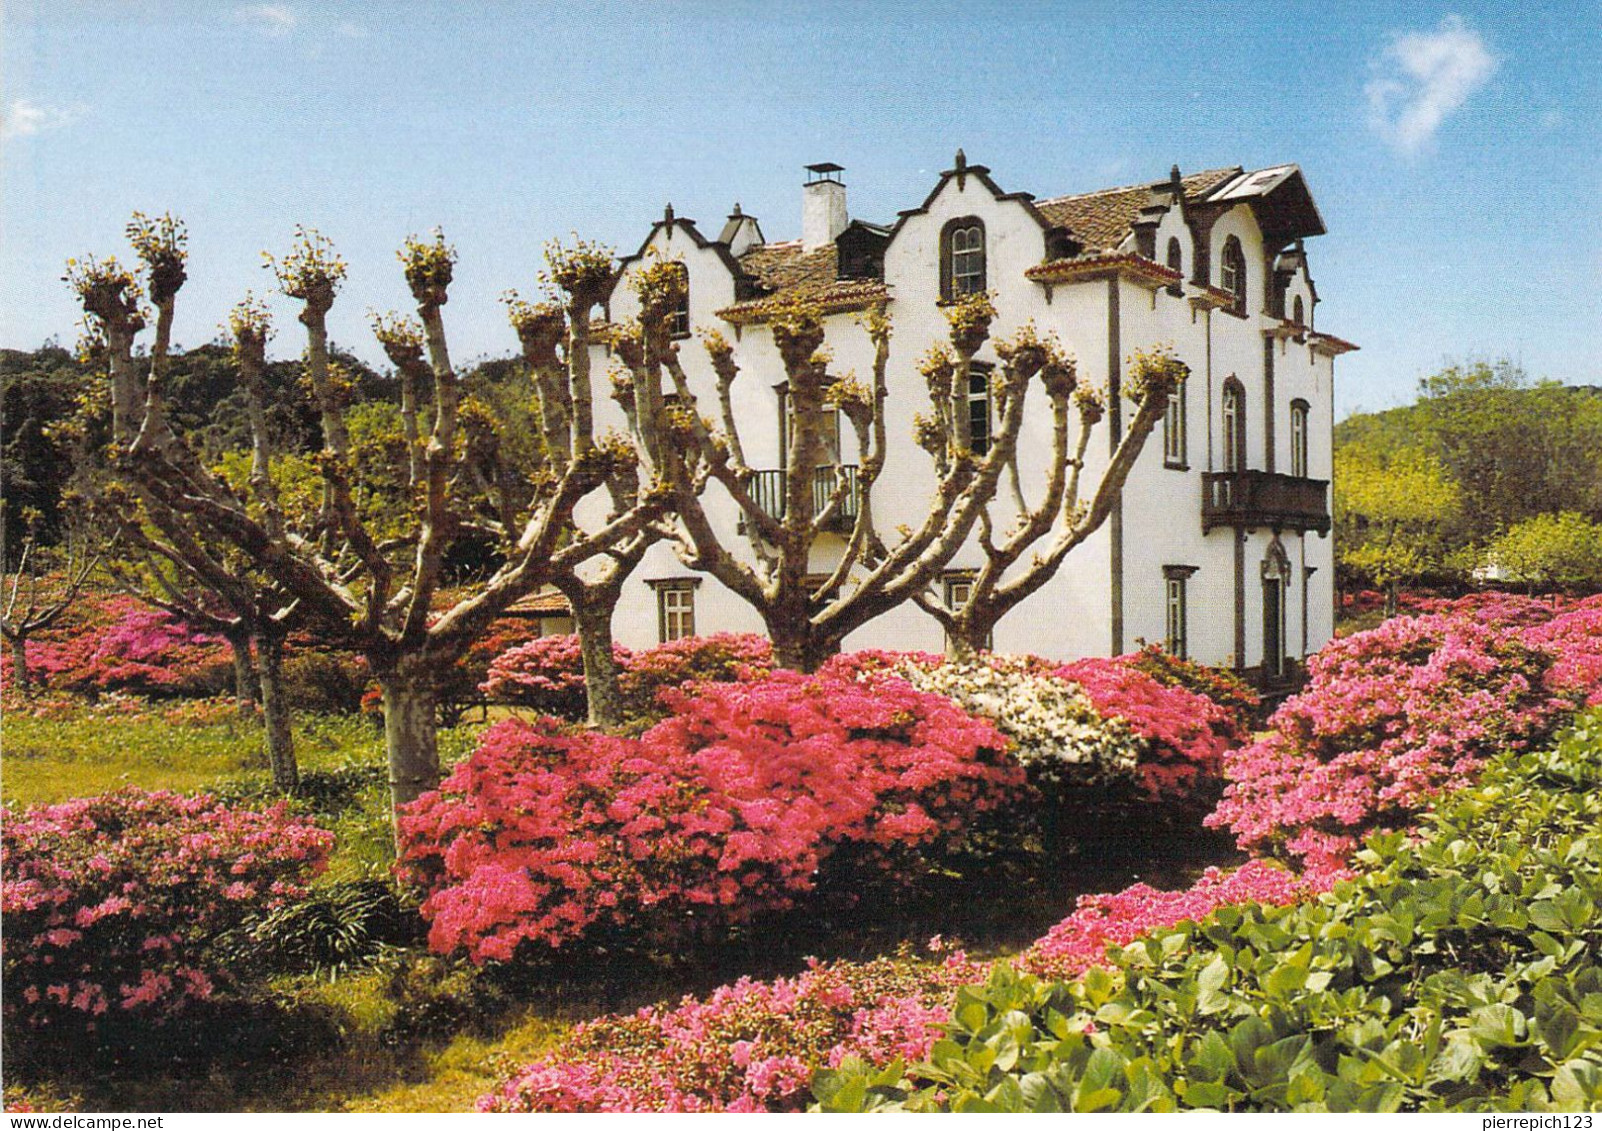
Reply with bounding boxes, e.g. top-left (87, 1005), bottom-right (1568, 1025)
top-left (1201, 470), bottom-right (1330, 535)
top-left (743, 465), bottom-right (860, 533)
